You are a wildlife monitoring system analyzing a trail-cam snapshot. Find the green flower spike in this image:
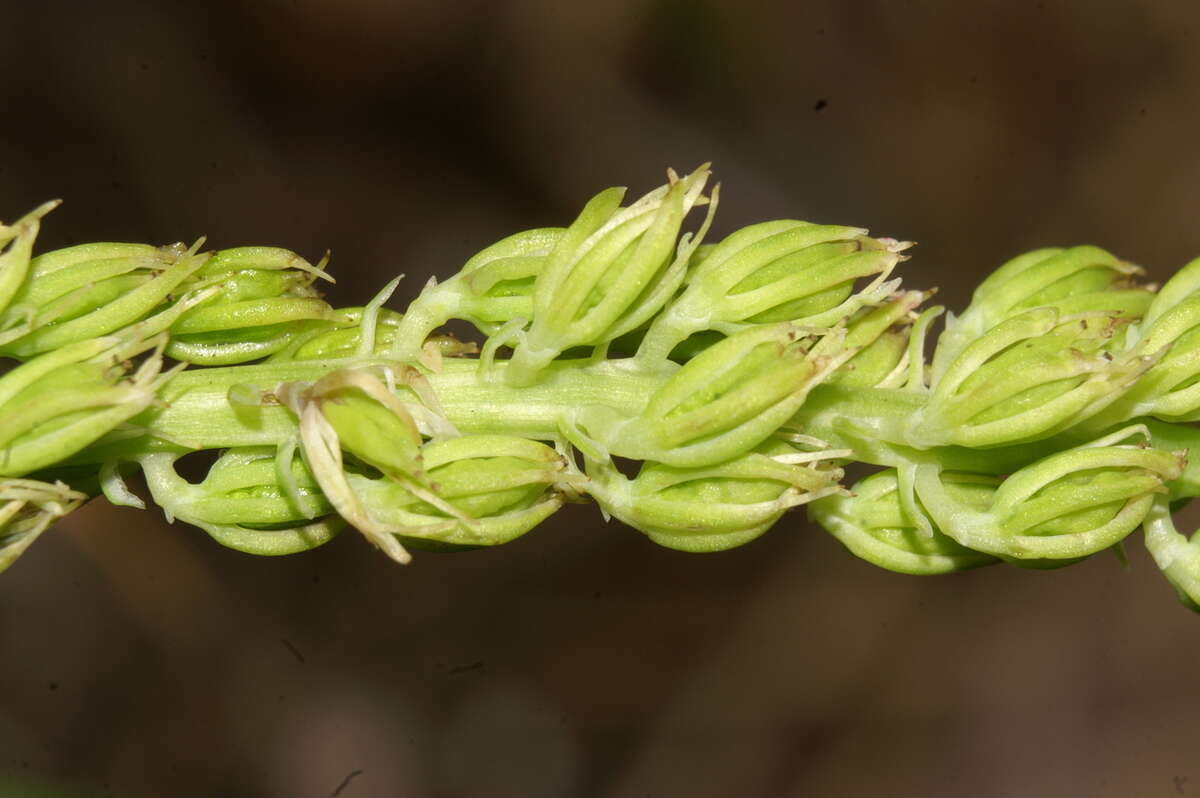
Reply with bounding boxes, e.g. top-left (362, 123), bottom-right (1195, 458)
top-left (140, 446), bottom-right (343, 556)
top-left (913, 426), bottom-right (1184, 564)
top-left (0, 333), bottom-right (177, 477)
top-left (1142, 495), bottom-right (1200, 612)
top-left (503, 164), bottom-right (714, 385)
top-left (585, 439), bottom-right (847, 553)
top-left (346, 434), bottom-right (570, 550)
top-left (636, 219), bottom-right (909, 364)
top-left (930, 245), bottom-right (1150, 384)
top-left (276, 367), bottom-right (465, 563)
top-left (908, 307), bottom-right (1151, 448)
top-left (570, 322), bottom-right (853, 468)
top-left (166, 246), bottom-right (343, 365)
top-left (0, 478), bottom-right (87, 573)
top-left (810, 468), bottom-right (998, 575)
